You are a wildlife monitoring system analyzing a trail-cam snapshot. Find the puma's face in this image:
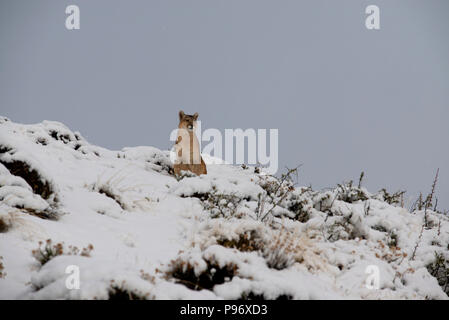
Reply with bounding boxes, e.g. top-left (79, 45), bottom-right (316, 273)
top-left (178, 110), bottom-right (199, 131)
